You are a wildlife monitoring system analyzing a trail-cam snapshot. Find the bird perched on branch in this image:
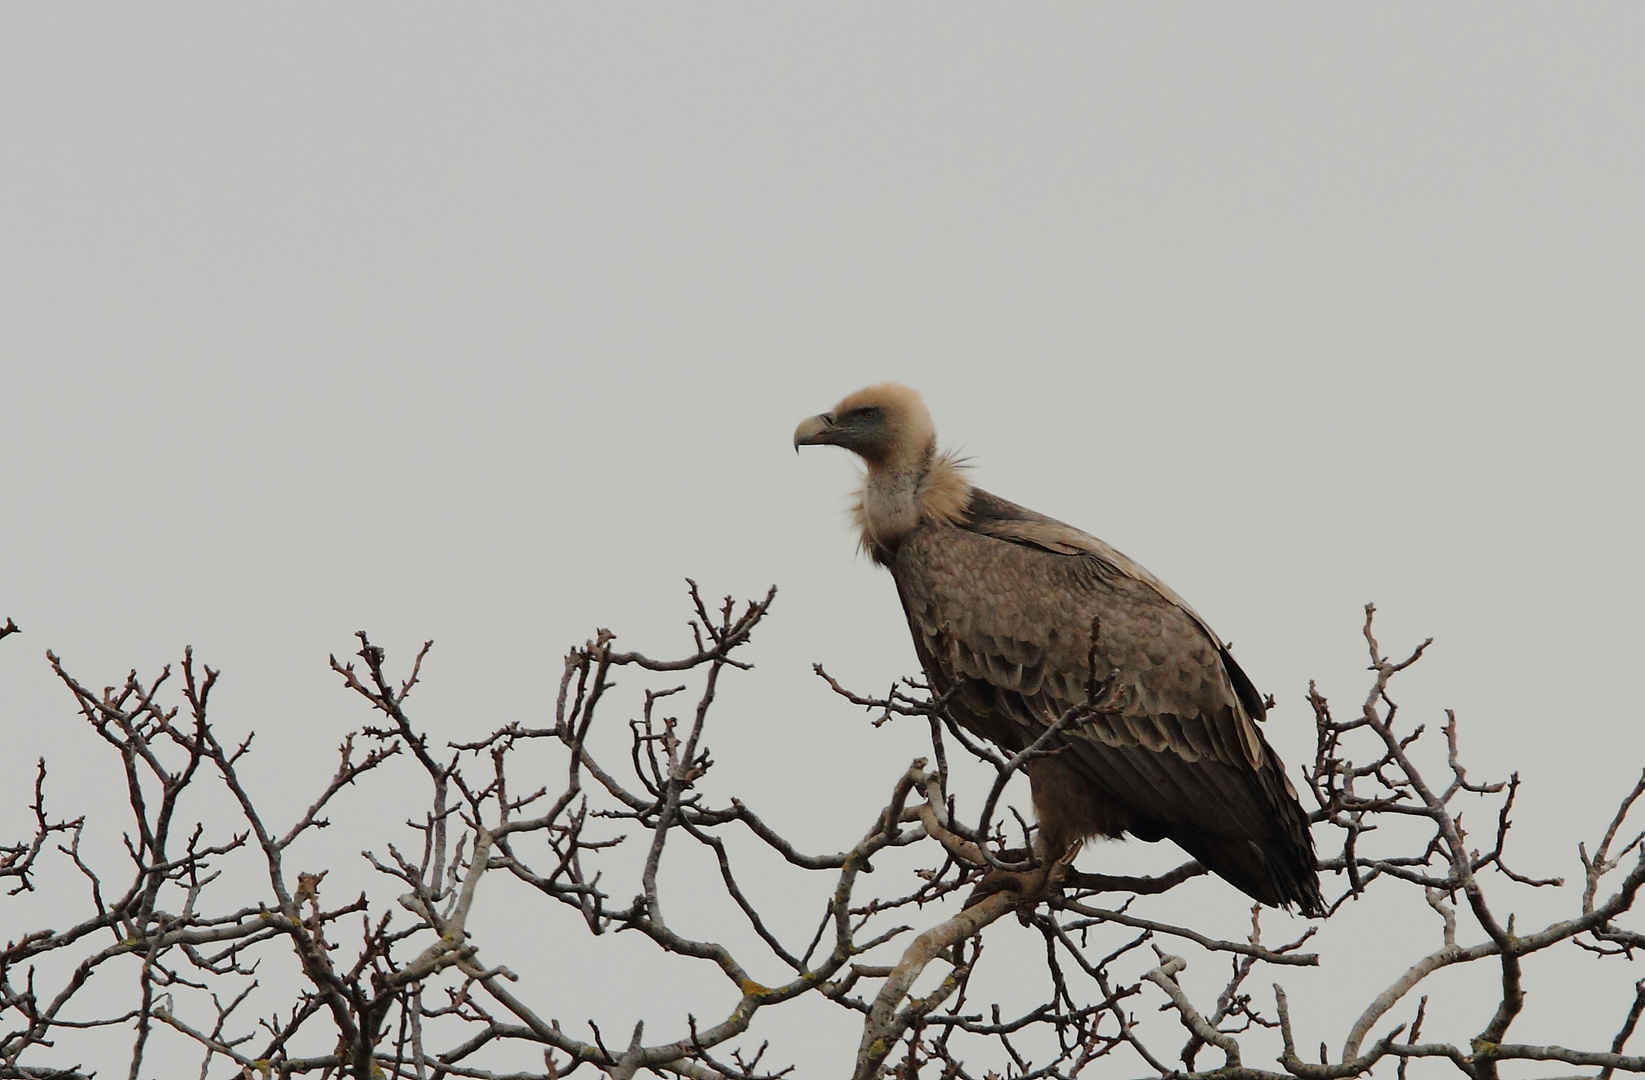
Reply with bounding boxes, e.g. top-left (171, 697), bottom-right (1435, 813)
top-left (795, 383), bottom-right (1323, 916)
